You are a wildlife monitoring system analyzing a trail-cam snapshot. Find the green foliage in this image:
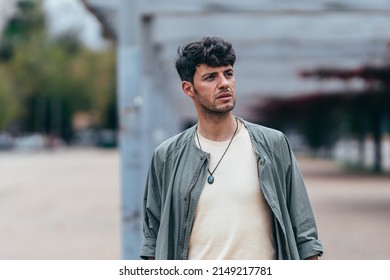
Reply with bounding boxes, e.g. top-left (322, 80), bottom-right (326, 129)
top-left (0, 0), bottom-right (116, 141)
top-left (0, 71), bottom-right (21, 129)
